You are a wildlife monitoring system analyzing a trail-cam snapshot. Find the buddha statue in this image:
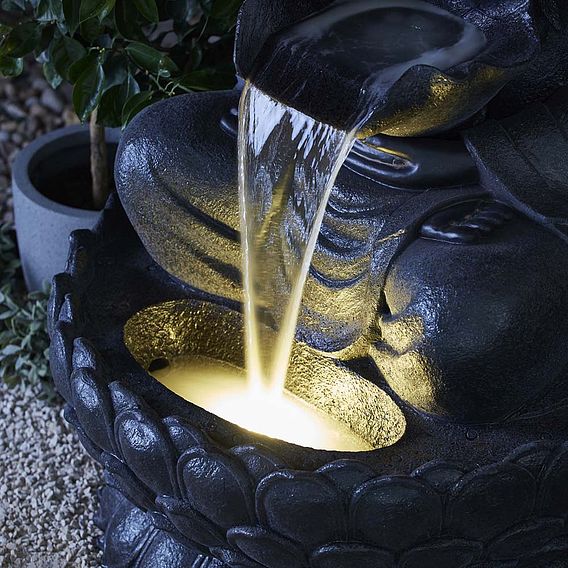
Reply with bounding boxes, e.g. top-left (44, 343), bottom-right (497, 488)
top-left (115, 0), bottom-right (568, 425)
